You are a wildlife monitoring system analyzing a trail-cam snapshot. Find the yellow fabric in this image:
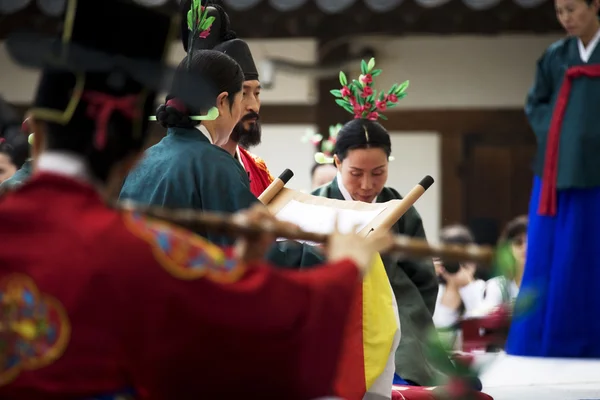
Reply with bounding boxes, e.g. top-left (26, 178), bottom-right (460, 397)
top-left (362, 253), bottom-right (398, 390)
